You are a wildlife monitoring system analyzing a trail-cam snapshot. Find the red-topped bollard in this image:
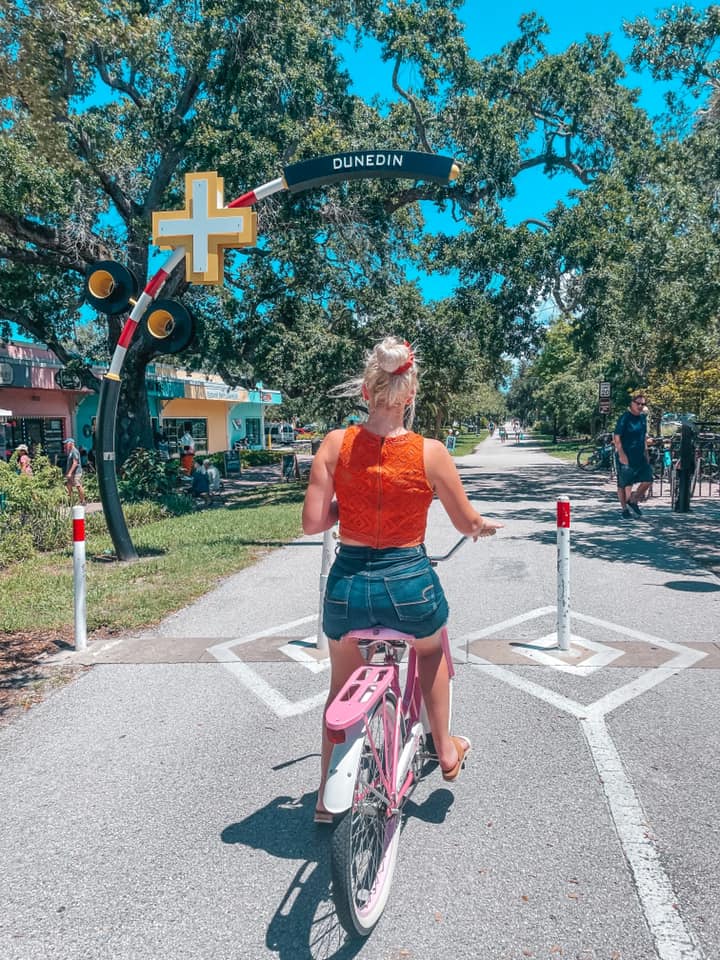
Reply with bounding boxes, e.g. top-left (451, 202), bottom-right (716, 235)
top-left (556, 497), bottom-right (571, 651)
top-left (73, 505), bottom-right (87, 651)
